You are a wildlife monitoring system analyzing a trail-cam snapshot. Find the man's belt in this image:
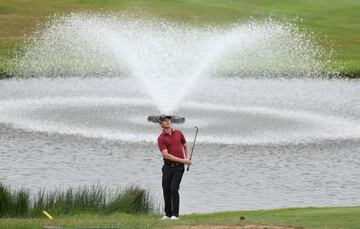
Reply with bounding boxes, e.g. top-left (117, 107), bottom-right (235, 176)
top-left (164, 161), bottom-right (182, 167)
